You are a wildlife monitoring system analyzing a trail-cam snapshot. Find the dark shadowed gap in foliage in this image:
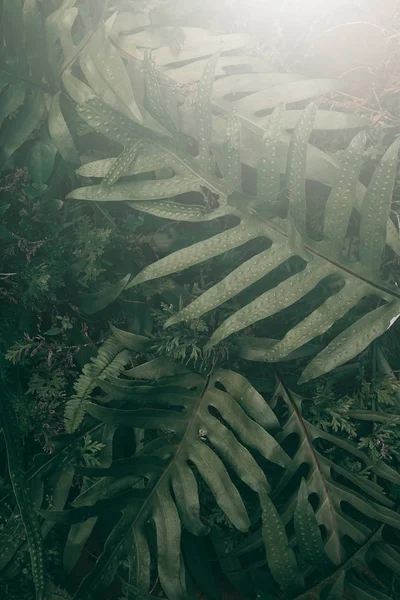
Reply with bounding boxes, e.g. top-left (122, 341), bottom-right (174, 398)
top-left (112, 424), bottom-right (137, 459)
top-left (308, 491), bottom-right (320, 511)
top-left (319, 523), bottom-right (328, 542)
top-left (170, 234), bottom-right (271, 293)
top-left (271, 462), bottom-right (310, 506)
top-left (341, 501), bottom-right (380, 531)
